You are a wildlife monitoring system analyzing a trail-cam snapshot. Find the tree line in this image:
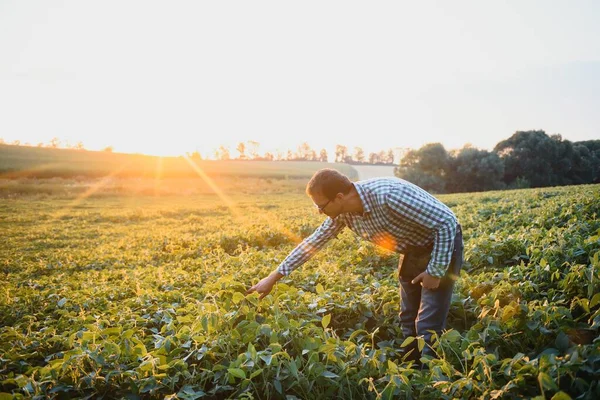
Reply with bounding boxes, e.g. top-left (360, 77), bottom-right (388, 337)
top-left (0, 139), bottom-right (397, 164)
top-left (395, 130), bottom-right (600, 193)
top-left (0, 137), bottom-right (114, 152)
top-left (188, 142), bottom-right (398, 164)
